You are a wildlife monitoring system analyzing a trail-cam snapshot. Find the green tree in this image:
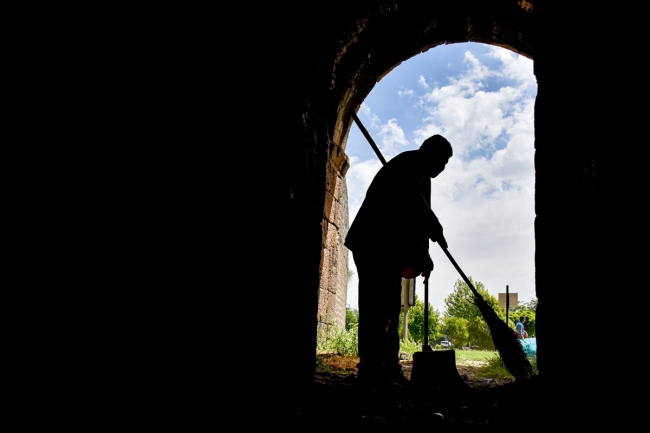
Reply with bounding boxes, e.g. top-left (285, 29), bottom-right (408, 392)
top-left (444, 277), bottom-right (502, 348)
top-left (345, 305), bottom-right (359, 331)
top-left (520, 298), bottom-right (538, 312)
top-left (441, 316), bottom-right (469, 347)
top-left (398, 294), bottom-right (441, 344)
top-left (467, 316), bottom-right (495, 350)
top-left (444, 277), bottom-right (500, 320)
